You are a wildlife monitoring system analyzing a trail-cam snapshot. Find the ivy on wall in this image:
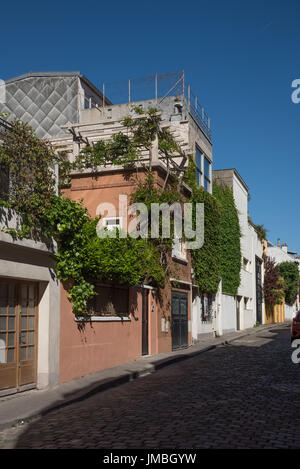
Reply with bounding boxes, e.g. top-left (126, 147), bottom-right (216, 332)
top-left (184, 159), bottom-right (222, 293)
top-left (213, 183), bottom-right (241, 295)
top-left (278, 261), bottom-right (300, 306)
